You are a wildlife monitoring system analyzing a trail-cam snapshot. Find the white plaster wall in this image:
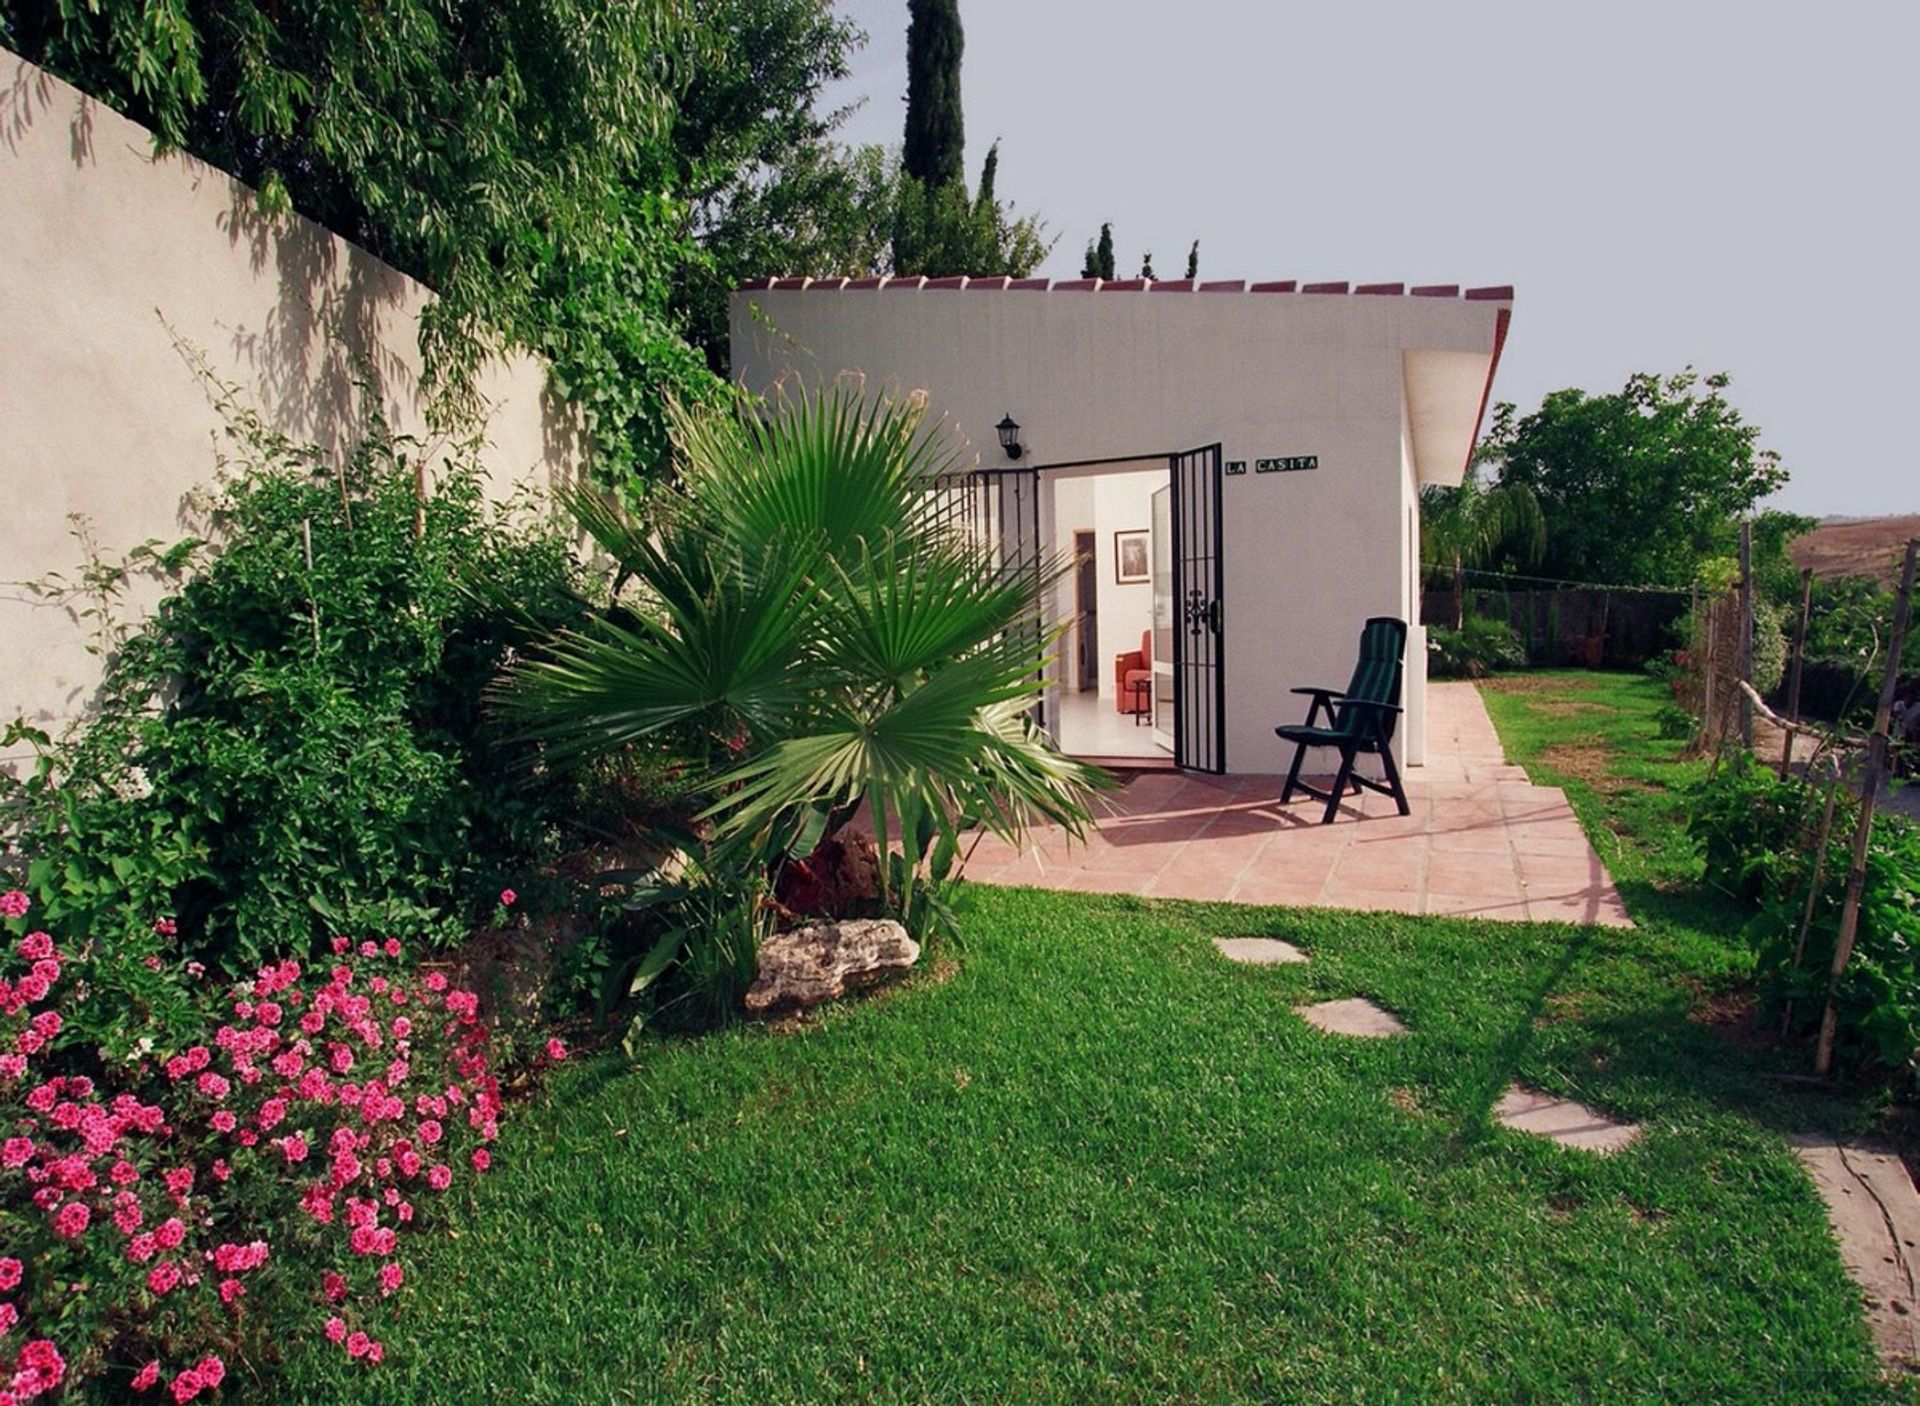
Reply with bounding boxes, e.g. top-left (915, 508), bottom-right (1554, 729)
top-left (0, 49), bottom-right (581, 749)
top-left (732, 283), bottom-right (1506, 774)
